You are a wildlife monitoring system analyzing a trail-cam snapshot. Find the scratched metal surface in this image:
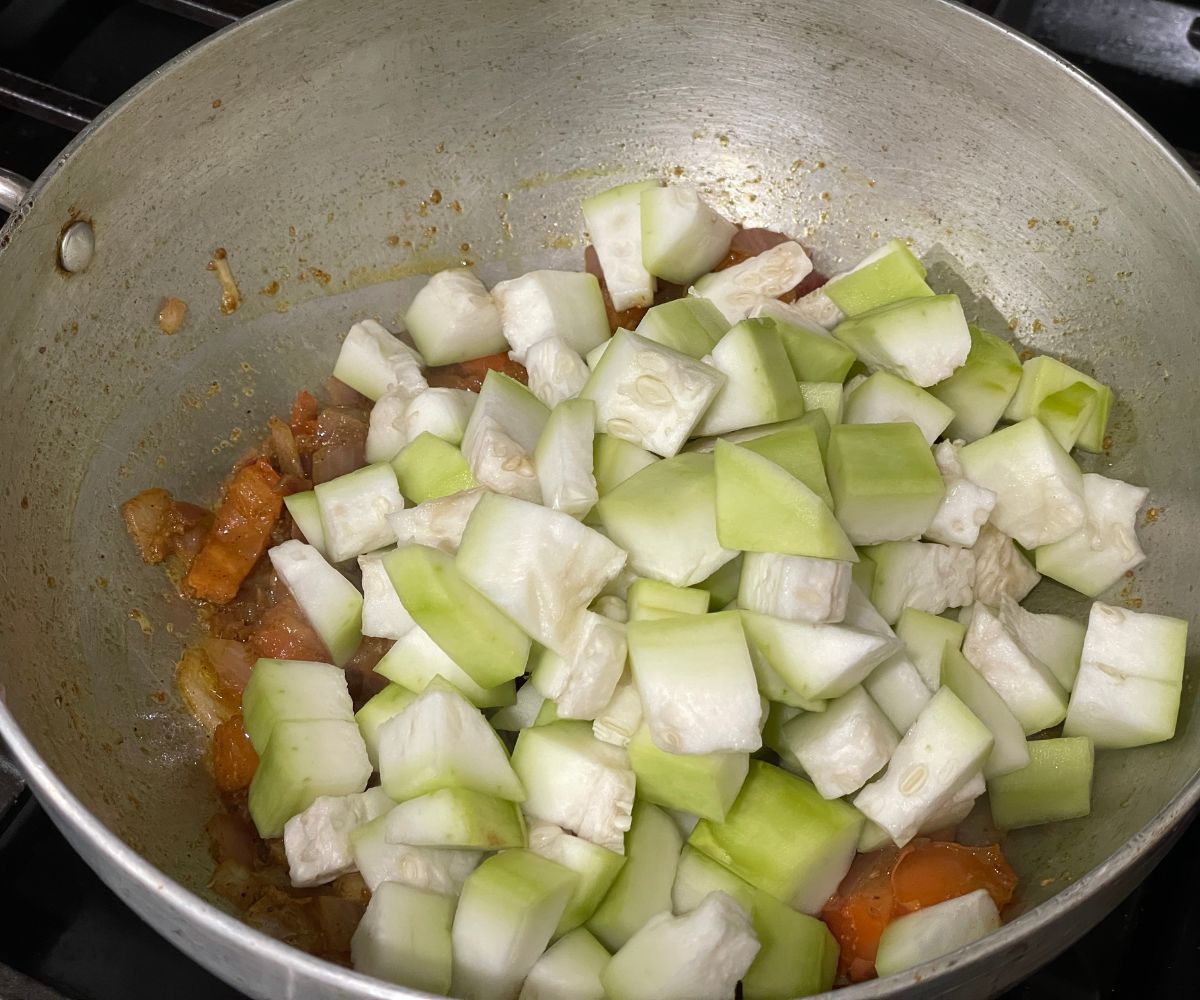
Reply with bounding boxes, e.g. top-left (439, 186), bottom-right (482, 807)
top-left (0, 0), bottom-right (1197, 997)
